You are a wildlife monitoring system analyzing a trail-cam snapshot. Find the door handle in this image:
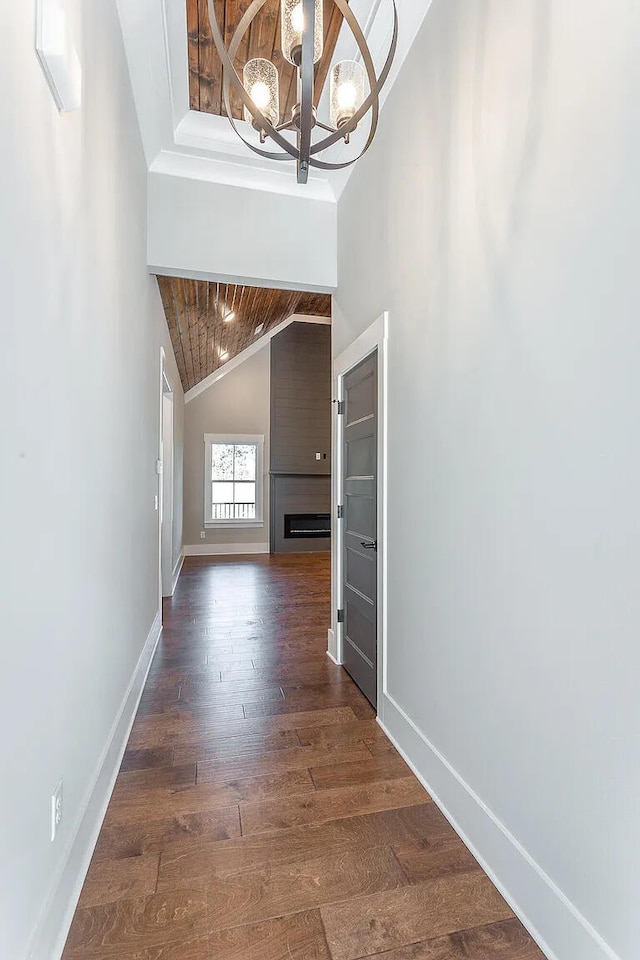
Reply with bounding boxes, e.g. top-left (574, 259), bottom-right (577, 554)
top-left (360, 539), bottom-right (377, 550)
